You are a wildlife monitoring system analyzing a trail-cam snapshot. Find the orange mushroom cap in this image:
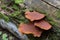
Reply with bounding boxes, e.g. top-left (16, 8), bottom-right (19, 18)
top-left (25, 11), bottom-right (45, 21)
top-left (34, 20), bottom-right (52, 30)
top-left (18, 23), bottom-right (43, 37)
